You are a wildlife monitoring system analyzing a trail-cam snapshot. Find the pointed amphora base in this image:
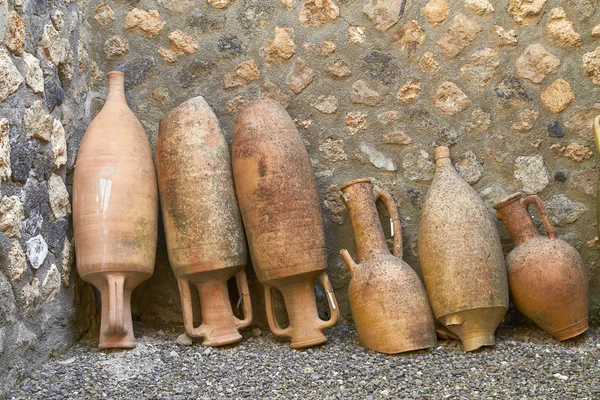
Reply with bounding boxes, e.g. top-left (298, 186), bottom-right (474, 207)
top-left (438, 307), bottom-right (506, 352)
